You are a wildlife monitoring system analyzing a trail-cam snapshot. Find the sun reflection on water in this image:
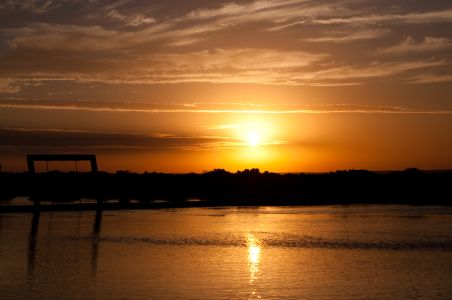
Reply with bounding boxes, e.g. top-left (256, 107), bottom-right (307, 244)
top-left (246, 233), bottom-right (261, 284)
